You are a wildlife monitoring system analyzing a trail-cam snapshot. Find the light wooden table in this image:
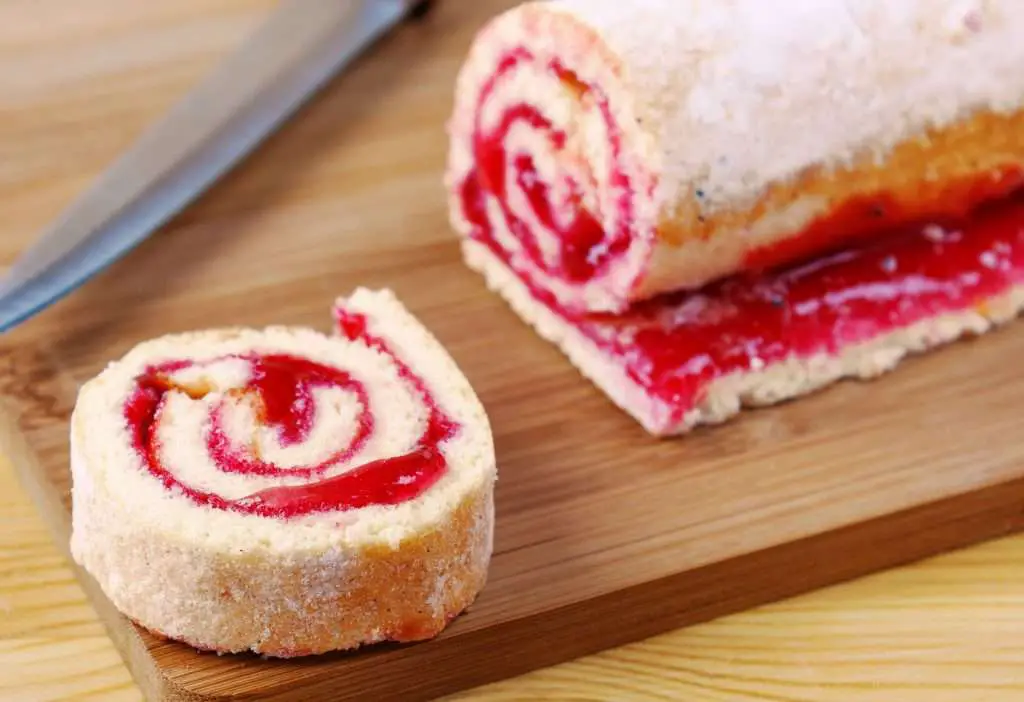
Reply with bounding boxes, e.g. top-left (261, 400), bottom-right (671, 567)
top-left (2, 452), bottom-right (1022, 701)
